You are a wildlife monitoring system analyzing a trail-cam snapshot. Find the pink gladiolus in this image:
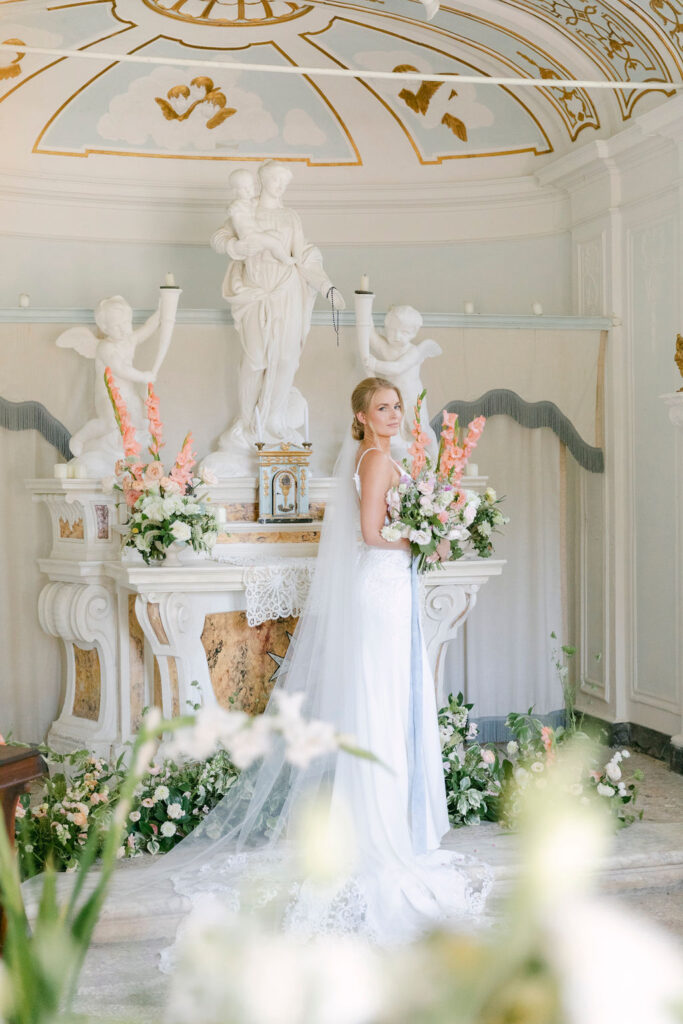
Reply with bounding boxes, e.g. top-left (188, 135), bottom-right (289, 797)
top-left (104, 367), bottom-right (141, 457)
top-left (146, 383), bottom-right (165, 458)
top-left (409, 392), bottom-right (428, 480)
top-left (541, 725), bottom-right (556, 764)
top-left (170, 432), bottom-right (197, 491)
top-left (125, 489), bottom-right (142, 508)
top-left (0, 733), bottom-right (5, 745)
